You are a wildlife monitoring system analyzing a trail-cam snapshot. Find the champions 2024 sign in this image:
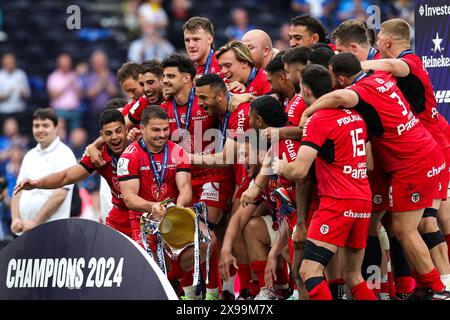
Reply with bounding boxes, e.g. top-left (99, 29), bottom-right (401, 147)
top-left (0, 219), bottom-right (178, 299)
top-left (414, 1), bottom-right (450, 119)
